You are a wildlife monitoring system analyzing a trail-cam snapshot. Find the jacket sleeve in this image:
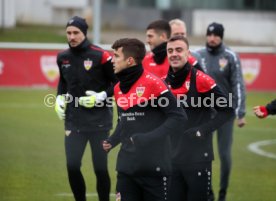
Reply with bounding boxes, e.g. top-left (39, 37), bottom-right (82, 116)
top-left (131, 90), bottom-right (188, 147)
top-left (101, 53), bottom-right (118, 97)
top-left (190, 50), bottom-right (204, 72)
top-left (195, 48), bottom-right (208, 73)
top-left (197, 85), bottom-right (235, 134)
top-left (266, 99), bottom-right (276, 115)
top-left (106, 108), bottom-right (122, 148)
top-left (230, 52), bottom-right (246, 119)
top-left (56, 55), bottom-right (67, 95)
